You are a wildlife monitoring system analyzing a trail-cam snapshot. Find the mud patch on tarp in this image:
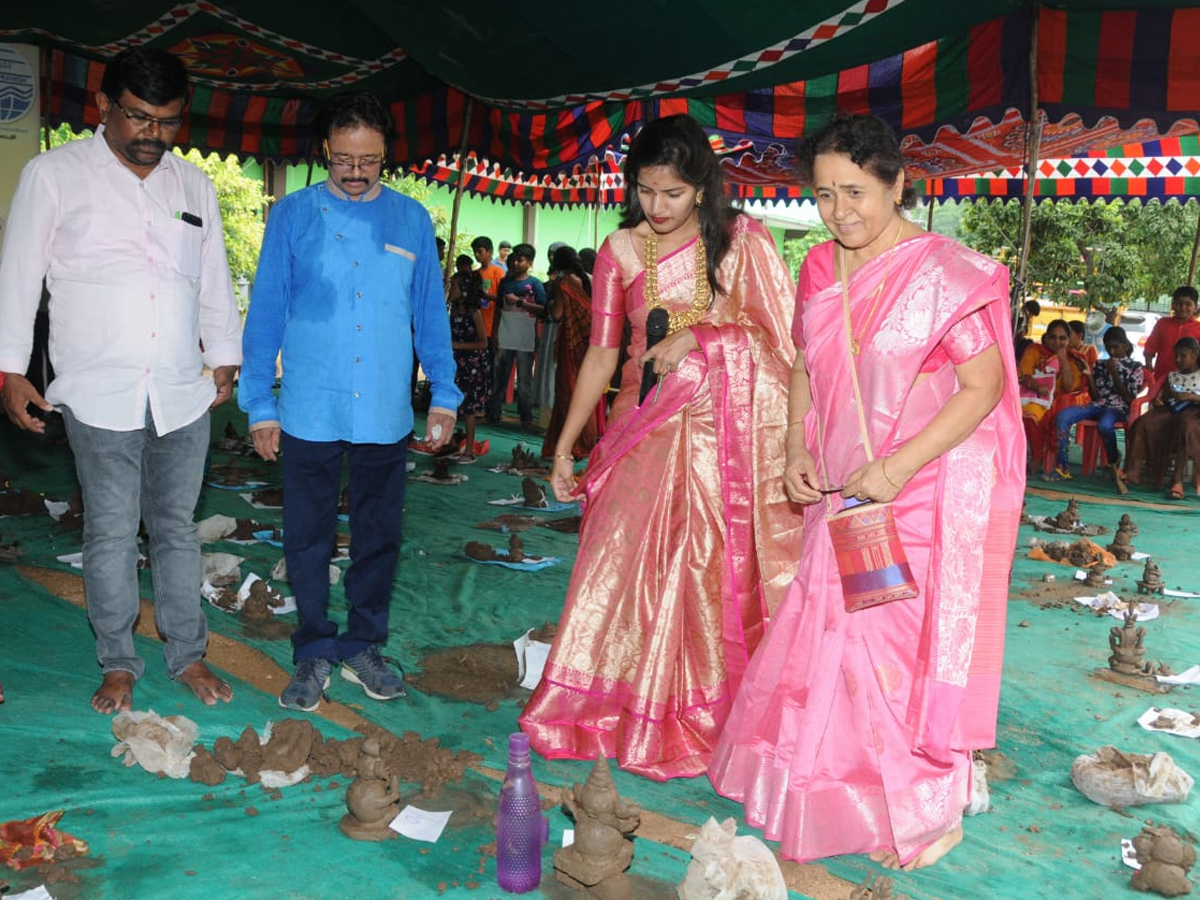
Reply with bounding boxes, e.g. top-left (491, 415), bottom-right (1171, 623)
top-left (409, 643), bottom-right (525, 705)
